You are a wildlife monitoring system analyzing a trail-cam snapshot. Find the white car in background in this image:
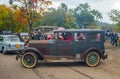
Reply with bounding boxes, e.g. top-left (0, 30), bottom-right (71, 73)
top-left (0, 35), bottom-right (24, 54)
